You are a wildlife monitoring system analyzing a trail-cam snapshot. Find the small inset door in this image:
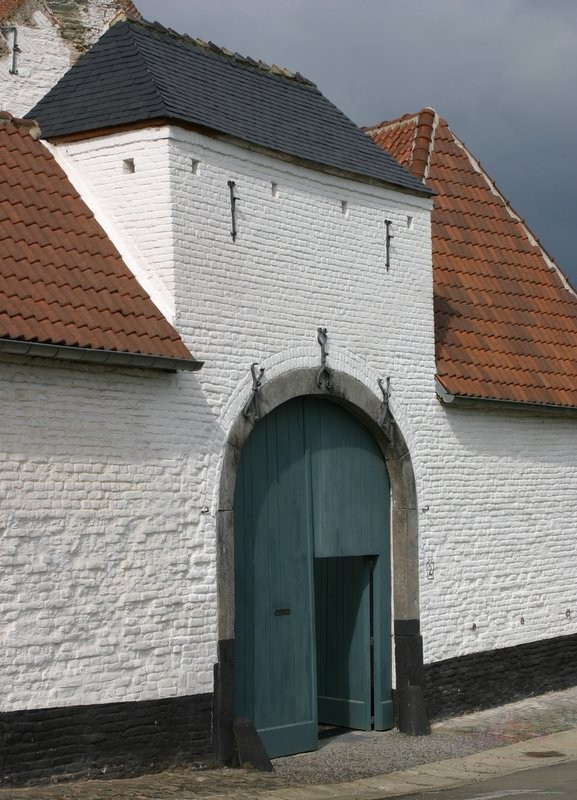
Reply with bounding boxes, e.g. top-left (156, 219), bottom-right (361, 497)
top-left (315, 556), bottom-right (372, 730)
